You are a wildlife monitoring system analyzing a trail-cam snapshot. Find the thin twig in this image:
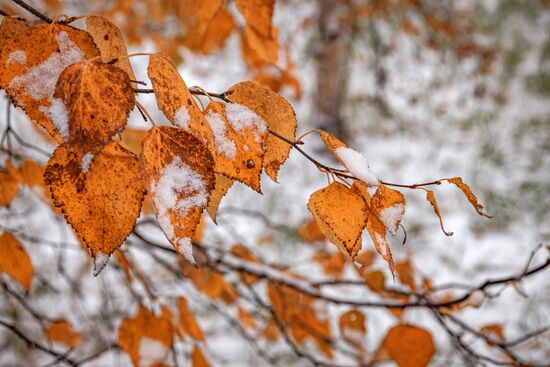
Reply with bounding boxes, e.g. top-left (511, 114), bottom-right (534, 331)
top-left (9, 0), bottom-right (52, 23)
